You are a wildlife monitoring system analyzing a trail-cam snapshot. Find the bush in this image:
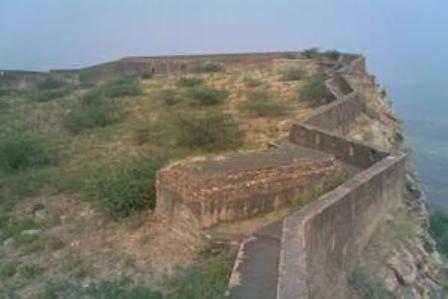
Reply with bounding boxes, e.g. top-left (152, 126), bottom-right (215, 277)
top-left (36, 79), bottom-right (67, 90)
top-left (87, 155), bottom-right (166, 217)
top-left (168, 255), bottom-right (232, 299)
top-left (280, 52), bottom-right (299, 59)
top-left (239, 90), bottom-right (287, 117)
top-left (0, 262), bottom-right (17, 279)
top-left (430, 211), bottom-right (448, 257)
top-left (280, 66), bottom-right (307, 81)
top-left (185, 86), bottom-right (229, 106)
top-left (177, 111), bottom-right (243, 151)
top-left (191, 62), bottom-right (223, 73)
top-left (157, 89), bottom-right (184, 106)
top-left (28, 88), bottom-right (71, 102)
top-left (64, 91), bottom-right (121, 133)
top-left (40, 280), bottom-right (162, 299)
top-left (101, 77), bottom-right (142, 98)
top-left (299, 73), bottom-right (333, 106)
top-left (27, 79), bottom-right (71, 102)
top-left (242, 76), bottom-right (262, 88)
top-left (302, 47), bottom-right (320, 58)
top-left (0, 130), bottom-right (55, 172)
top-left (323, 50), bottom-right (341, 60)
top-left (176, 77), bottom-right (203, 88)
top-left (0, 88), bottom-right (15, 97)
top-left (349, 267), bottom-right (394, 299)
top-left (141, 72), bottom-right (153, 80)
